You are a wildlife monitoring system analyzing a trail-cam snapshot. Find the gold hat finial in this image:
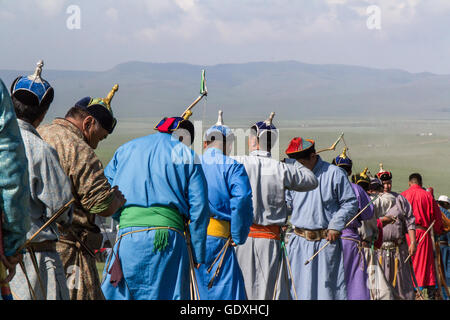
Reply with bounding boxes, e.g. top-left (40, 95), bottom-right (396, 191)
top-left (379, 163), bottom-right (384, 173)
top-left (361, 167), bottom-right (369, 178)
top-left (103, 84), bottom-right (119, 110)
top-left (264, 112), bottom-right (275, 126)
top-left (339, 147), bottom-right (348, 159)
top-left (216, 110), bottom-right (224, 126)
top-left (183, 110), bottom-right (193, 120)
